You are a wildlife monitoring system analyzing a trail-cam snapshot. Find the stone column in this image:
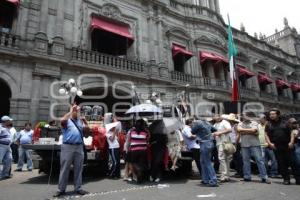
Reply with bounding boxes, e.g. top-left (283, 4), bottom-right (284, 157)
top-left (52, 0), bottom-right (65, 56)
top-left (34, 0), bottom-right (49, 53)
top-left (39, 0), bottom-right (48, 34)
top-left (157, 11), bottom-right (164, 63)
top-left (55, 0), bottom-right (64, 37)
top-left (30, 75), bottom-right (41, 126)
top-left (214, 0), bottom-right (220, 13)
top-left (209, 0), bottom-right (215, 11)
top-left (147, 7), bottom-right (156, 61)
